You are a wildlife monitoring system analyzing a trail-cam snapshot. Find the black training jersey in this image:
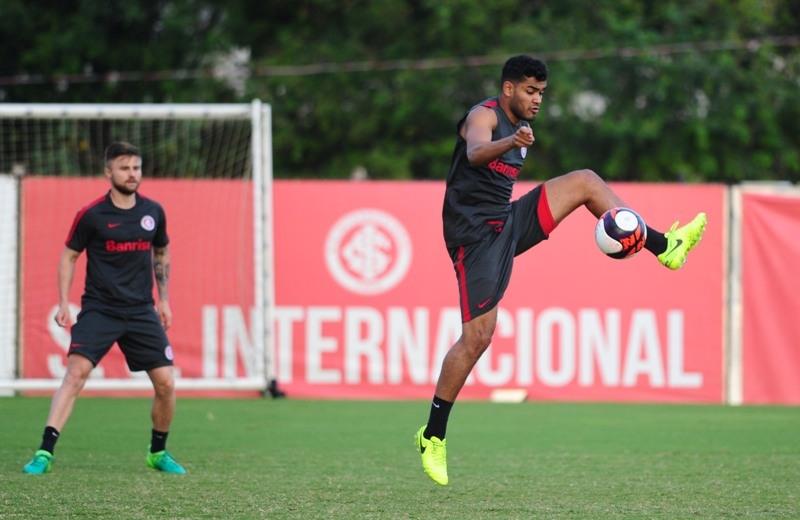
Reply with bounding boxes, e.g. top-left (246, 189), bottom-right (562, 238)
top-left (442, 97), bottom-right (529, 247)
top-left (65, 192), bottom-right (169, 312)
